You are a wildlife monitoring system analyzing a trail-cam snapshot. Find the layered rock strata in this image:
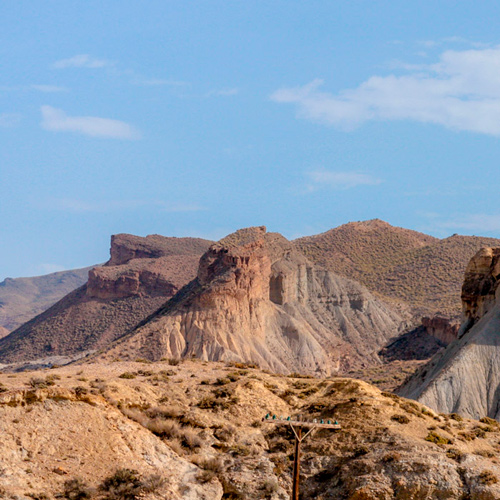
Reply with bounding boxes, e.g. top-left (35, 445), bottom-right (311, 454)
top-left (0, 235), bottom-right (212, 364)
top-left (400, 247), bottom-right (500, 419)
top-left (101, 227), bottom-right (403, 375)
